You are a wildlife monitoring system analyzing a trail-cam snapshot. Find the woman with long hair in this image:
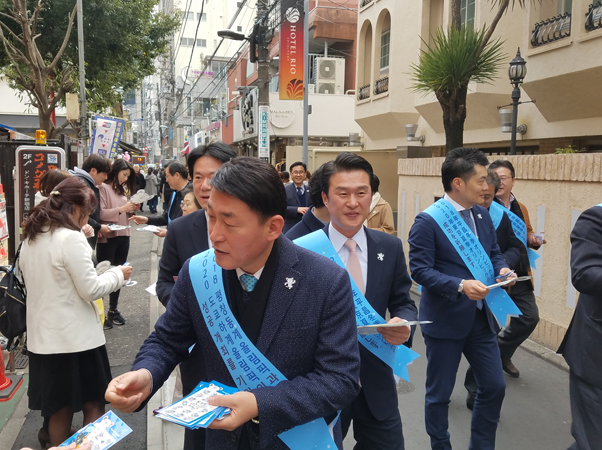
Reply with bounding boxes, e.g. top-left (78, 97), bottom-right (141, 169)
top-left (96, 158), bottom-right (139, 329)
top-left (19, 177), bottom-right (132, 447)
